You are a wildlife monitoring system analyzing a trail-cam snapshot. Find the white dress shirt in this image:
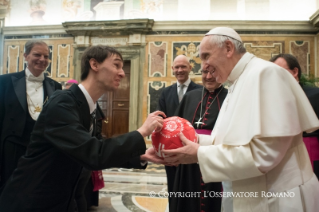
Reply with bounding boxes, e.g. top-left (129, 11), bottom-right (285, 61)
top-left (26, 68), bottom-right (45, 120)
